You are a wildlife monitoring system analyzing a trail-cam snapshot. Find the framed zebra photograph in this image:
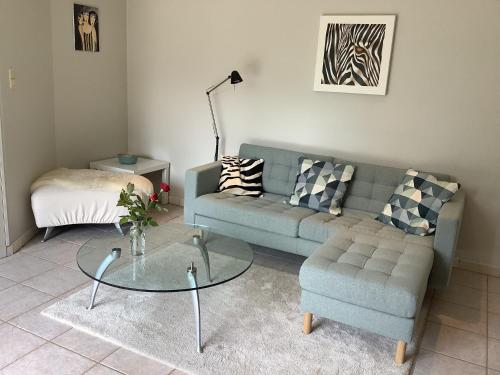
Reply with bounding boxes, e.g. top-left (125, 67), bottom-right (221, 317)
top-left (313, 15), bottom-right (396, 95)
